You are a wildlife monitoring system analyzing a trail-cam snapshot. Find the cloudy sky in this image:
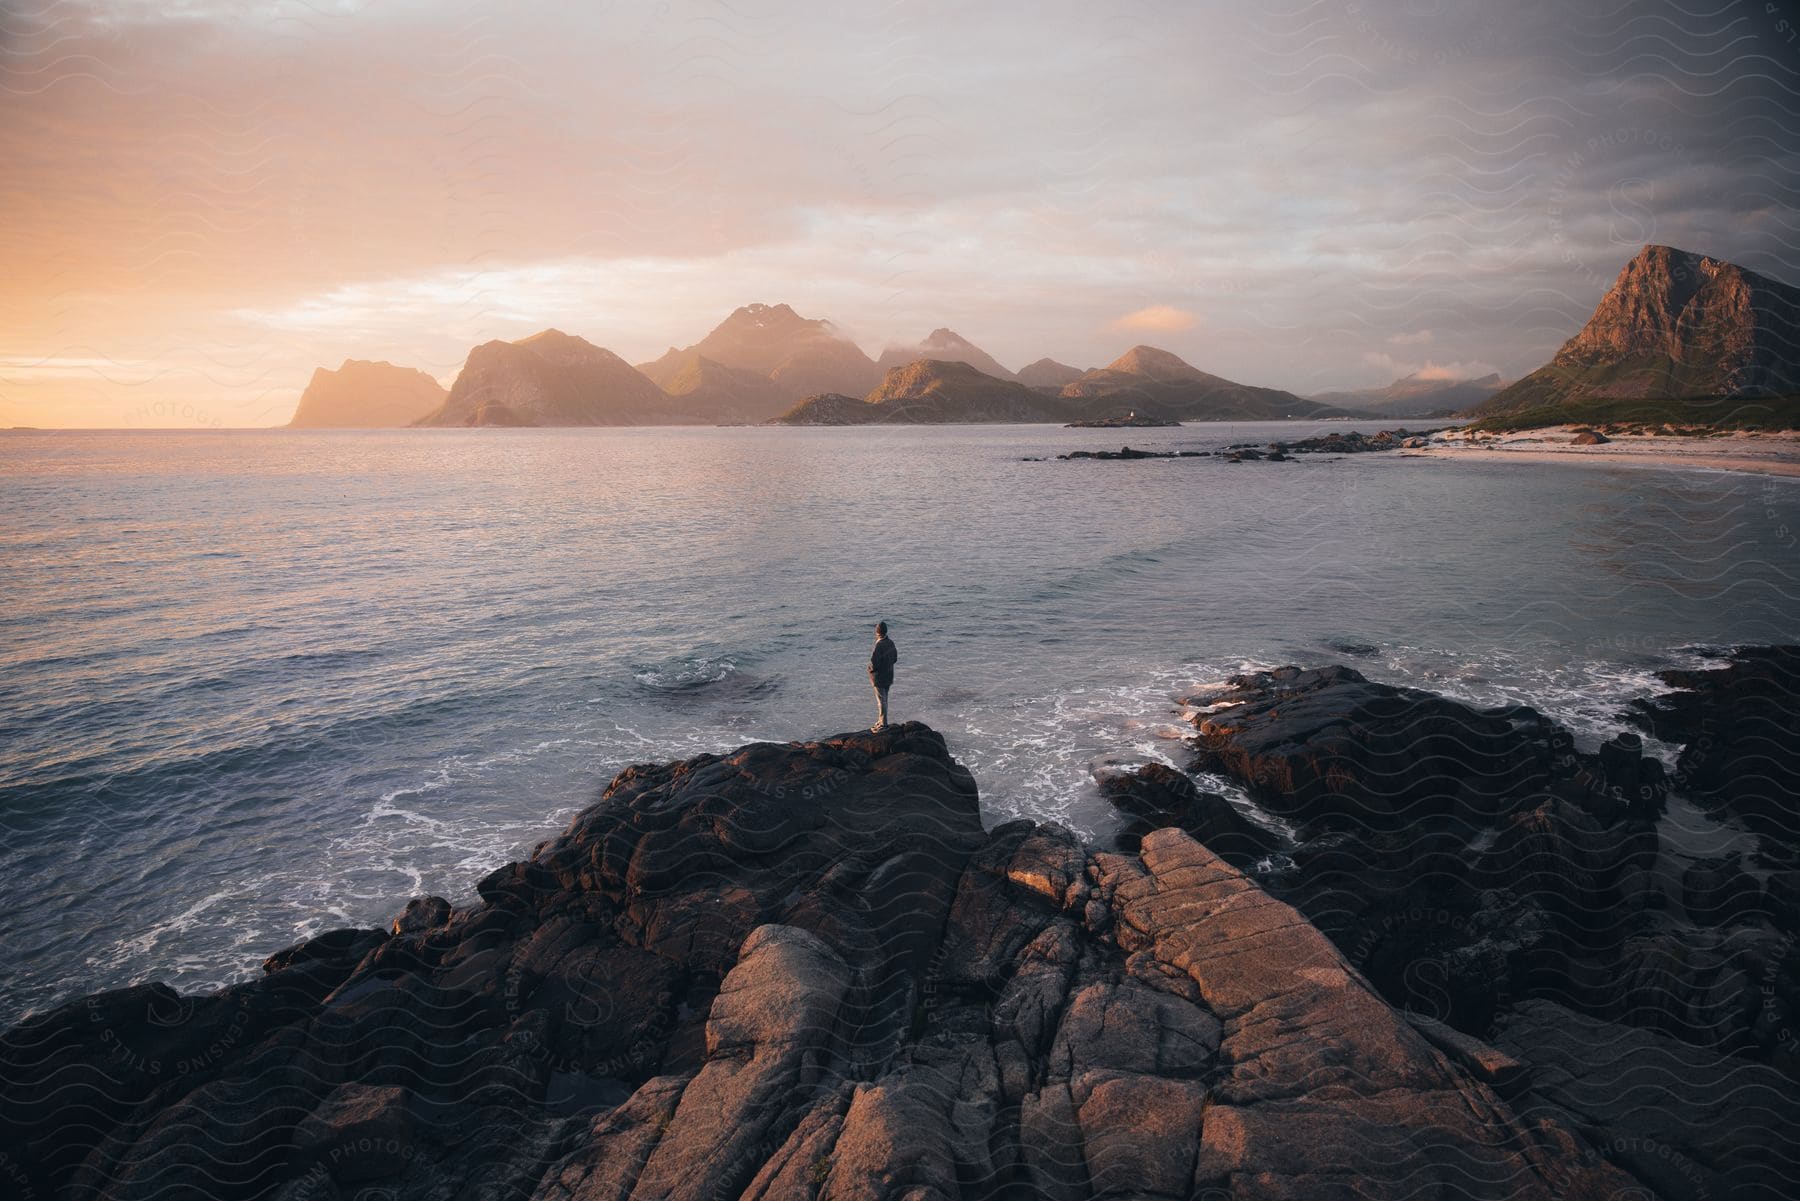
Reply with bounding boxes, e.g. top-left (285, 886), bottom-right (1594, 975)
top-left (2, 0), bottom-right (1797, 426)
